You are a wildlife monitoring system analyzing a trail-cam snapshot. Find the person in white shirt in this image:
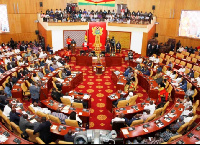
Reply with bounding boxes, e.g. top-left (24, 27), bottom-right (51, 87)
top-left (4, 58), bottom-right (11, 64)
top-left (54, 54), bottom-right (61, 60)
top-left (14, 49), bottom-right (20, 53)
top-left (165, 67), bottom-right (172, 76)
top-left (33, 73), bottom-right (40, 82)
top-left (30, 102), bottom-right (51, 114)
top-left (126, 92), bottom-right (133, 101)
top-left (181, 106), bottom-right (193, 116)
top-left (170, 71), bottom-right (177, 79)
top-left (39, 51), bottom-right (47, 58)
top-left (183, 97), bottom-right (192, 109)
top-left (62, 95), bottom-right (74, 103)
top-left (196, 76), bottom-right (200, 85)
top-left (183, 113), bottom-right (194, 123)
top-left (28, 65), bottom-right (34, 71)
top-left (177, 46), bottom-right (184, 53)
top-left (56, 61), bottom-right (63, 67)
top-left (178, 66), bottom-right (185, 73)
top-left (136, 57), bottom-right (143, 64)
top-left (111, 113), bottom-right (125, 124)
top-left (143, 101), bottom-right (156, 115)
top-left (46, 58), bottom-right (53, 64)
top-left (3, 103), bottom-right (12, 118)
top-left (18, 60), bottom-right (24, 66)
top-left (175, 75), bottom-right (182, 84)
top-left (16, 55), bottom-right (22, 61)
